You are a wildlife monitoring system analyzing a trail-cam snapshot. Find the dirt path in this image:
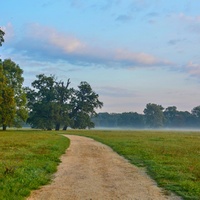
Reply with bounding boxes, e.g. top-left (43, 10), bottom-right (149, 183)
top-left (27, 135), bottom-right (181, 200)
